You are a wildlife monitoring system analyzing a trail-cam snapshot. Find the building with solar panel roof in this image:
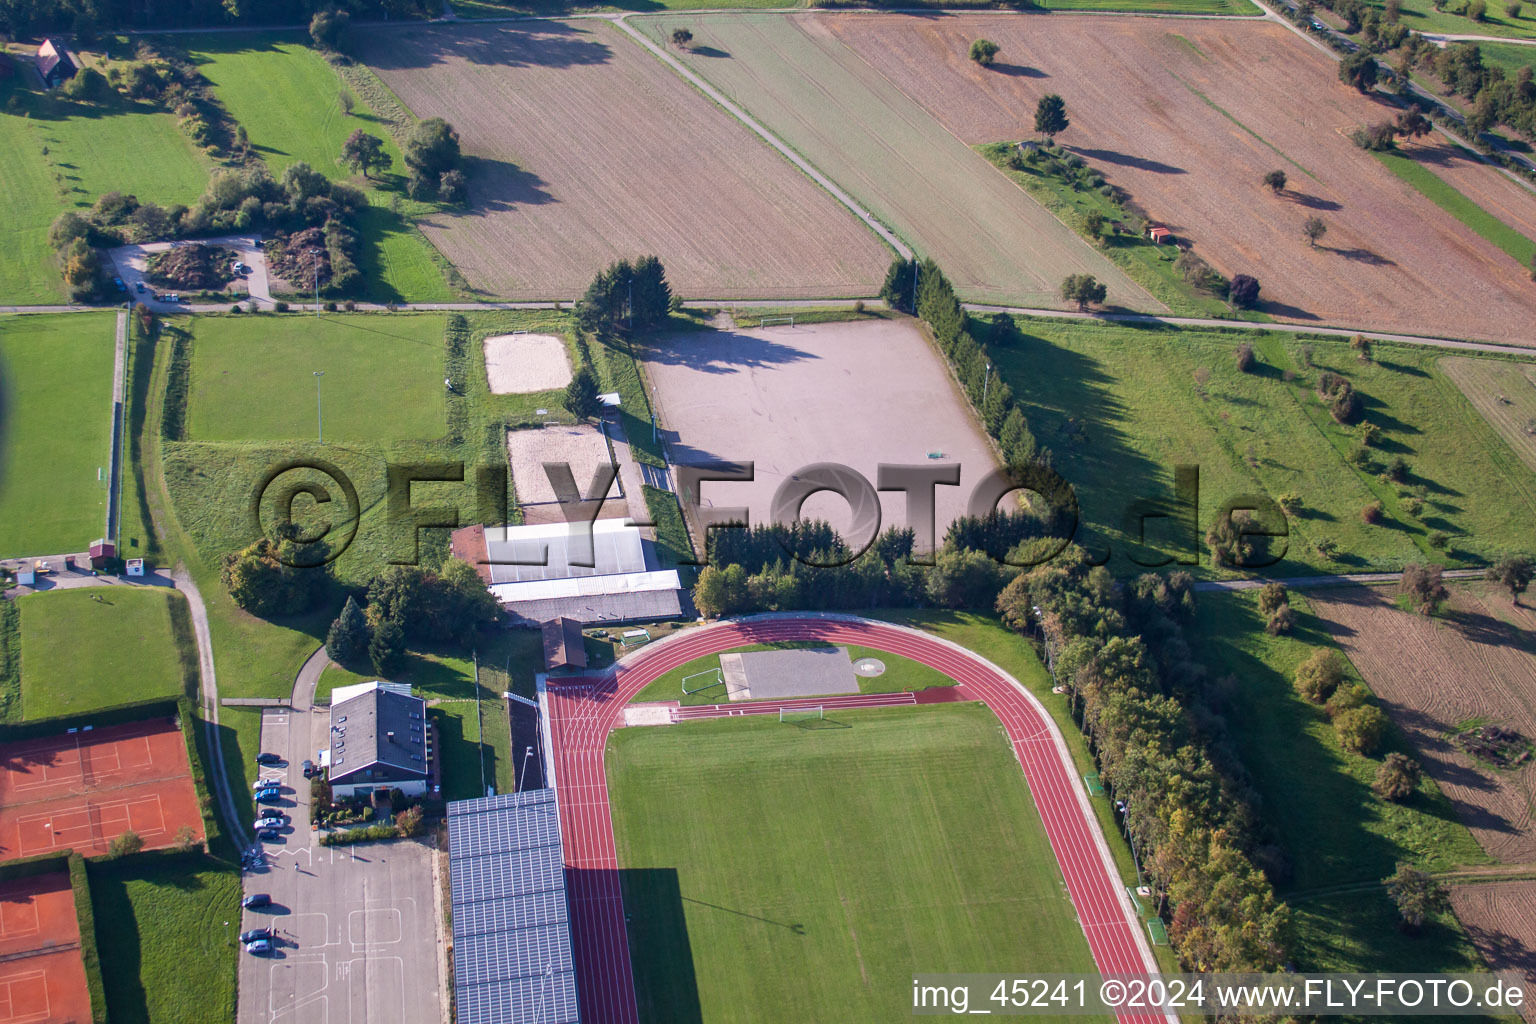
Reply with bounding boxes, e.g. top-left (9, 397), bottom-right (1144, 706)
top-left (448, 789), bottom-right (580, 1024)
